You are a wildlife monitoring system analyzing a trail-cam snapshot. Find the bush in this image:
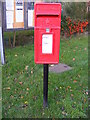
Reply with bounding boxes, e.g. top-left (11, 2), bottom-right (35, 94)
top-left (61, 16), bottom-right (88, 37)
